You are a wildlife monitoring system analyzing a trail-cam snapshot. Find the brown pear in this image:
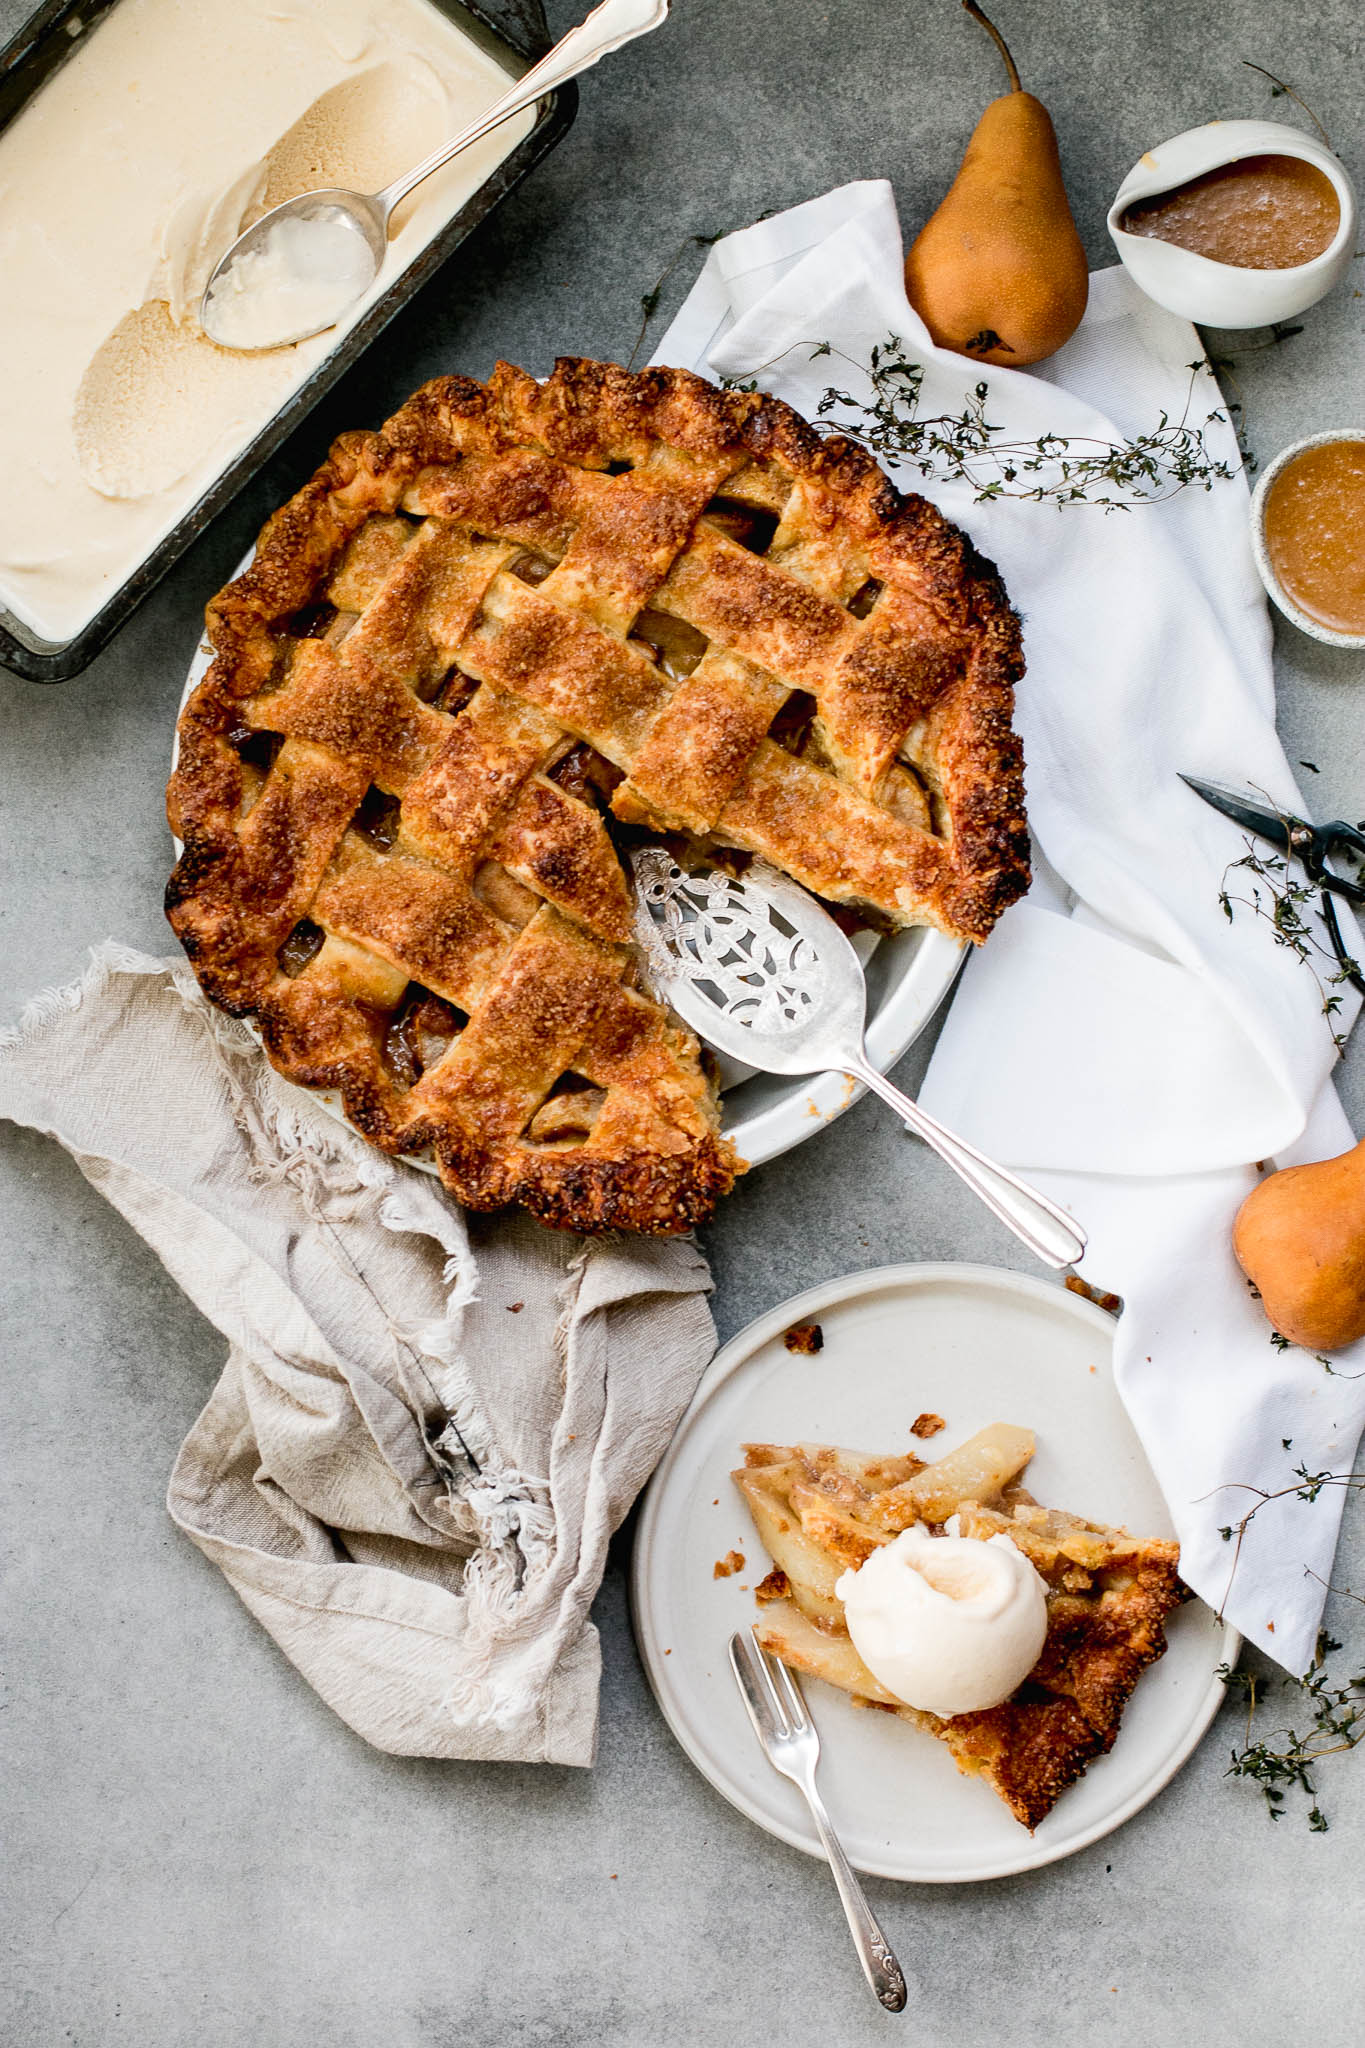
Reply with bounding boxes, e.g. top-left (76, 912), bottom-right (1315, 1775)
top-left (905, 2), bottom-right (1089, 367)
top-left (1233, 1137), bottom-right (1365, 1352)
